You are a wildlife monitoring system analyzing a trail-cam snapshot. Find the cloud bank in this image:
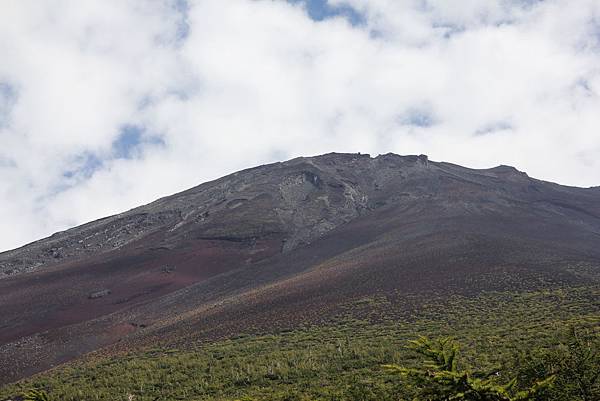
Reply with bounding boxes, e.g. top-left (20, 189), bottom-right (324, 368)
top-left (1, 0), bottom-right (600, 251)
